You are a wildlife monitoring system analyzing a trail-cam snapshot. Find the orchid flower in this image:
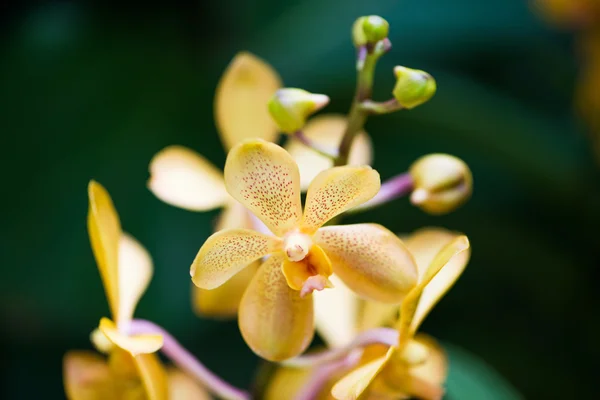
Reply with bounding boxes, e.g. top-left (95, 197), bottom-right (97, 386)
top-left (190, 139), bottom-right (418, 361)
top-left (63, 181), bottom-right (209, 399)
